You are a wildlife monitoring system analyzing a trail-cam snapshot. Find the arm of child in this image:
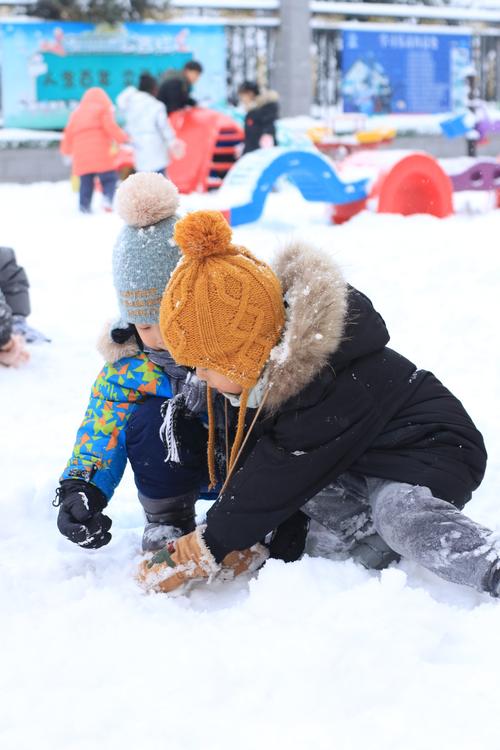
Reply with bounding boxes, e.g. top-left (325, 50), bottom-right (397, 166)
top-left (60, 353), bottom-right (173, 501)
top-left (0, 287), bottom-right (13, 349)
top-left (0, 247), bottom-right (31, 319)
top-left (60, 119), bottom-right (74, 157)
top-left (101, 108), bottom-right (129, 145)
top-left (204, 376), bottom-right (379, 560)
